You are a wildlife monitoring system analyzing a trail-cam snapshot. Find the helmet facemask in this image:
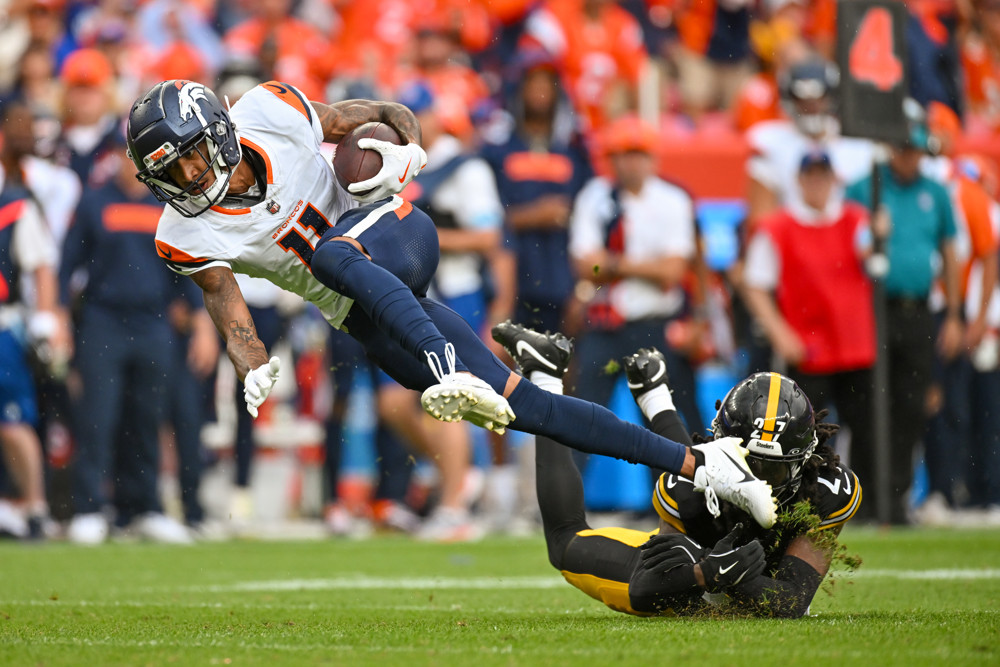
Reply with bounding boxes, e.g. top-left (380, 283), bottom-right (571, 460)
top-left (130, 120), bottom-right (238, 217)
top-left (744, 434), bottom-right (818, 506)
